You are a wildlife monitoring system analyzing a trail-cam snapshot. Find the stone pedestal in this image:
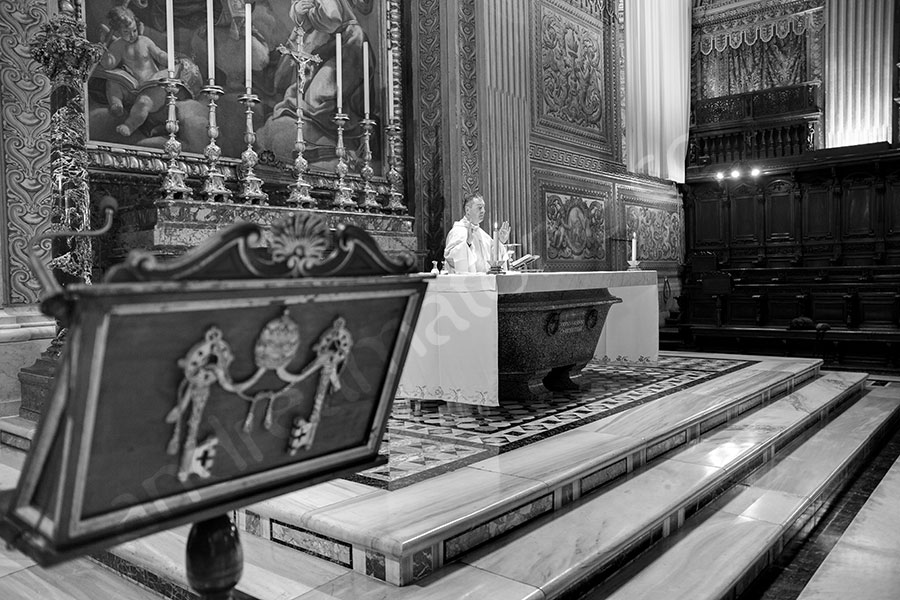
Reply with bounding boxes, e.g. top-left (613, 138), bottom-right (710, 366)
top-left (0, 306), bottom-right (57, 419)
top-left (17, 351), bottom-right (59, 422)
